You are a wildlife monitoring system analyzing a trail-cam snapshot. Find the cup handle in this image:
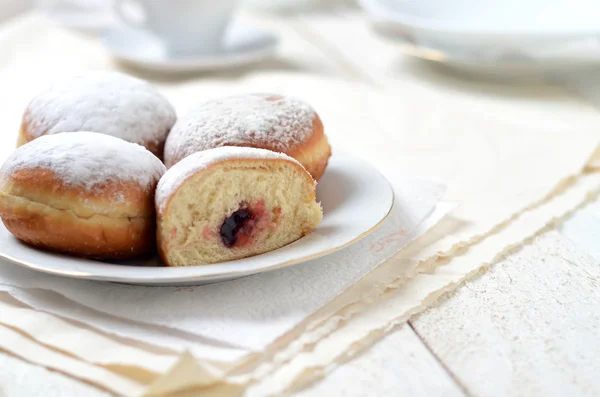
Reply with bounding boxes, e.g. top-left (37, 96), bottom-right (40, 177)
top-left (114, 0), bottom-right (147, 28)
